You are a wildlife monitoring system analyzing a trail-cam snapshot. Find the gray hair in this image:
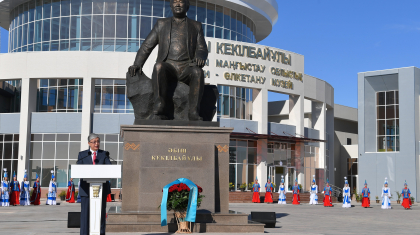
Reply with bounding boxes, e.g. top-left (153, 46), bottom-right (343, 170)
top-left (88, 133), bottom-right (100, 142)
